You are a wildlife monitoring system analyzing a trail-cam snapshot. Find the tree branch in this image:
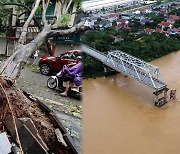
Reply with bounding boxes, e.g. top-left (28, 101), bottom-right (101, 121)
top-left (18, 0), bottom-right (41, 45)
top-left (0, 2), bottom-right (31, 12)
top-left (64, 0), bottom-right (73, 14)
top-left (59, 0), bottom-right (66, 14)
top-left (0, 1), bottom-right (42, 30)
top-left (42, 0), bottom-right (50, 27)
top-left (47, 20), bottom-right (84, 38)
top-left (18, 11), bottom-right (29, 18)
top-left (59, 0), bottom-right (63, 4)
